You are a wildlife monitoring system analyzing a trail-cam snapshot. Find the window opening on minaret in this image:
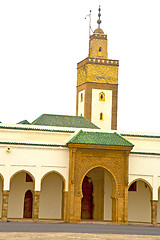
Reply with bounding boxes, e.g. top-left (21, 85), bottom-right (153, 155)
top-left (98, 47), bottom-right (103, 57)
top-left (80, 93), bottom-right (83, 102)
top-left (99, 92), bottom-right (105, 101)
top-left (100, 112), bottom-right (103, 120)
